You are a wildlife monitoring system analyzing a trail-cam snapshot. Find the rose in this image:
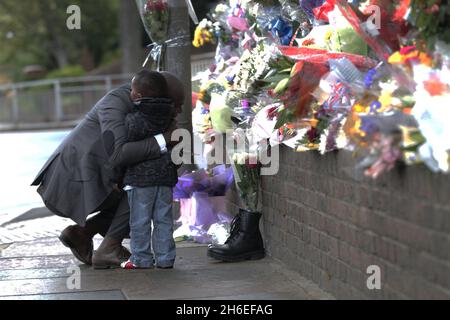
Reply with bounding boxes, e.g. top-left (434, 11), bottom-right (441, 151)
top-left (140, 0), bottom-right (169, 44)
